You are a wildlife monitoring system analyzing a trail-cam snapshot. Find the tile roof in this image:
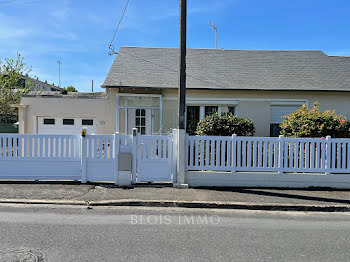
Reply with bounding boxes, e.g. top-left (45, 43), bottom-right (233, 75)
top-left (103, 47), bottom-right (350, 92)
